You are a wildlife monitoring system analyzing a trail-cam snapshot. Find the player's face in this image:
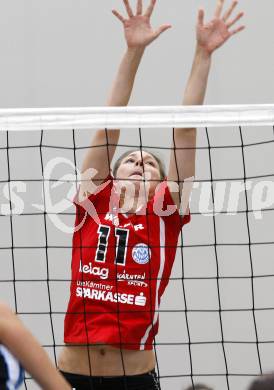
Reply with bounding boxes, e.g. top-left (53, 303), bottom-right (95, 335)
top-left (116, 151), bottom-right (161, 191)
